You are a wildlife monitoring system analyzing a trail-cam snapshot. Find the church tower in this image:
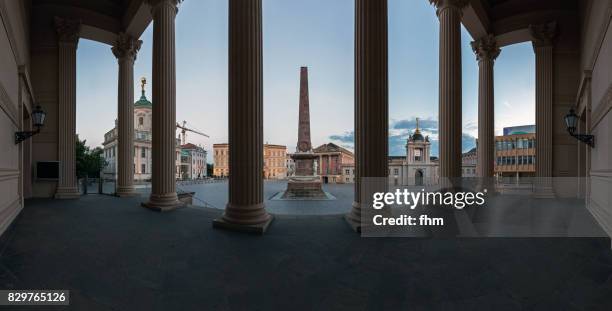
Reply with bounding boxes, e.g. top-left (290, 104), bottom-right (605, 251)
top-left (406, 118), bottom-right (431, 165)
